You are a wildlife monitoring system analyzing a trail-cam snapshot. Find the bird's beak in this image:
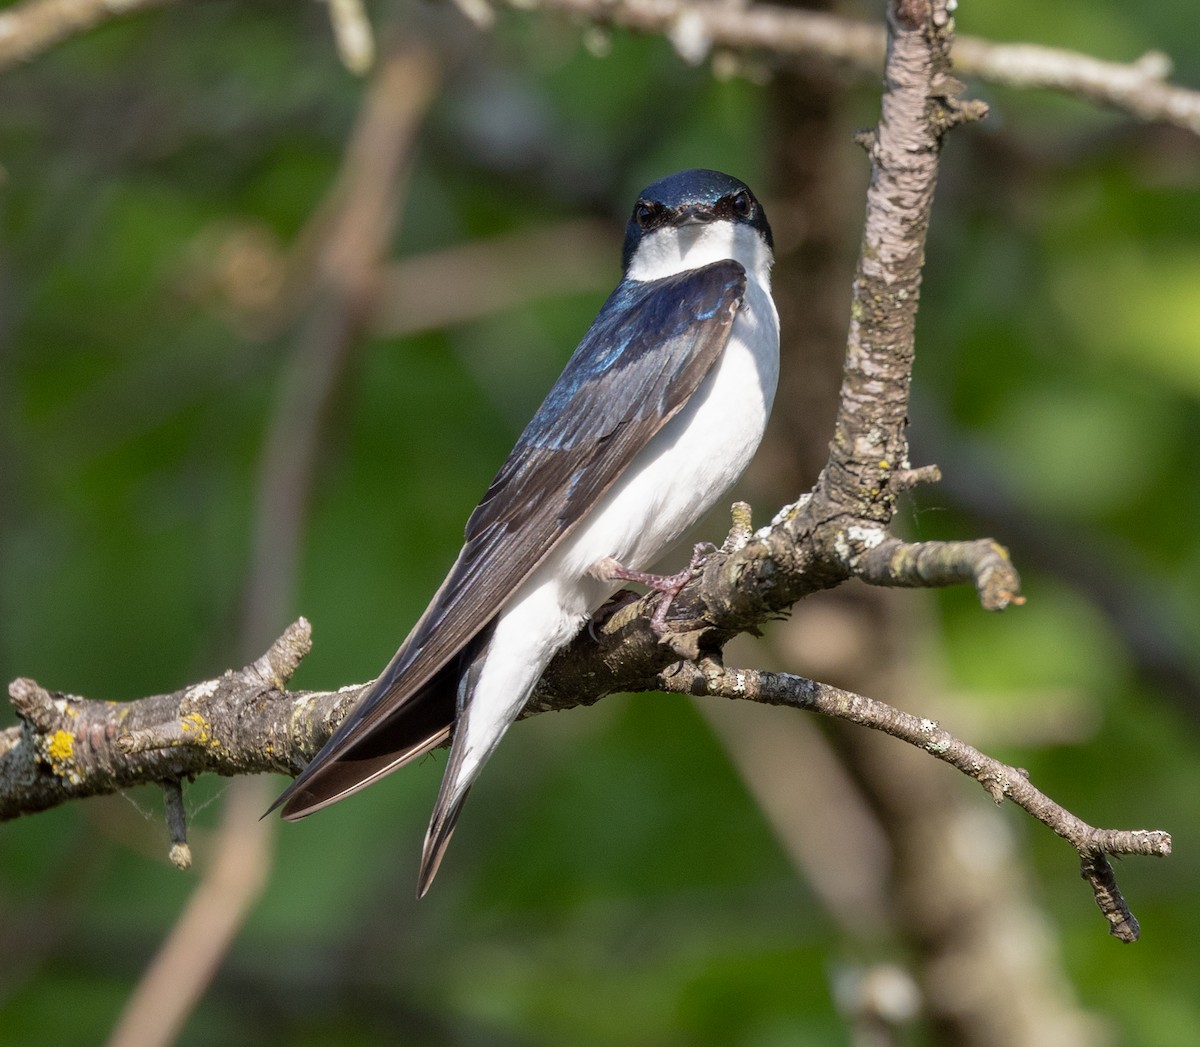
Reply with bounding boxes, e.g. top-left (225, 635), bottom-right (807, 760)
top-left (672, 204), bottom-right (716, 227)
